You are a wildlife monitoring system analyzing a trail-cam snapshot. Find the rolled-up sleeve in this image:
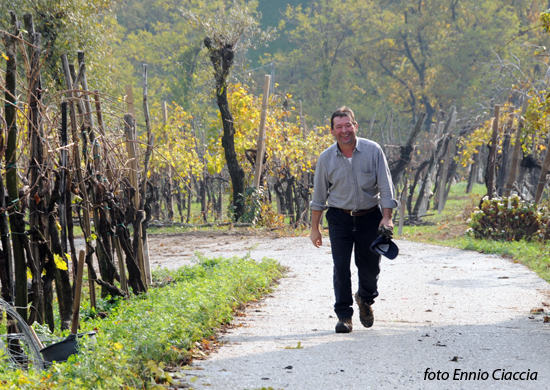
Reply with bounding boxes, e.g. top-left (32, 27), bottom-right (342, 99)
top-left (310, 152), bottom-right (329, 211)
top-left (375, 146), bottom-right (399, 209)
